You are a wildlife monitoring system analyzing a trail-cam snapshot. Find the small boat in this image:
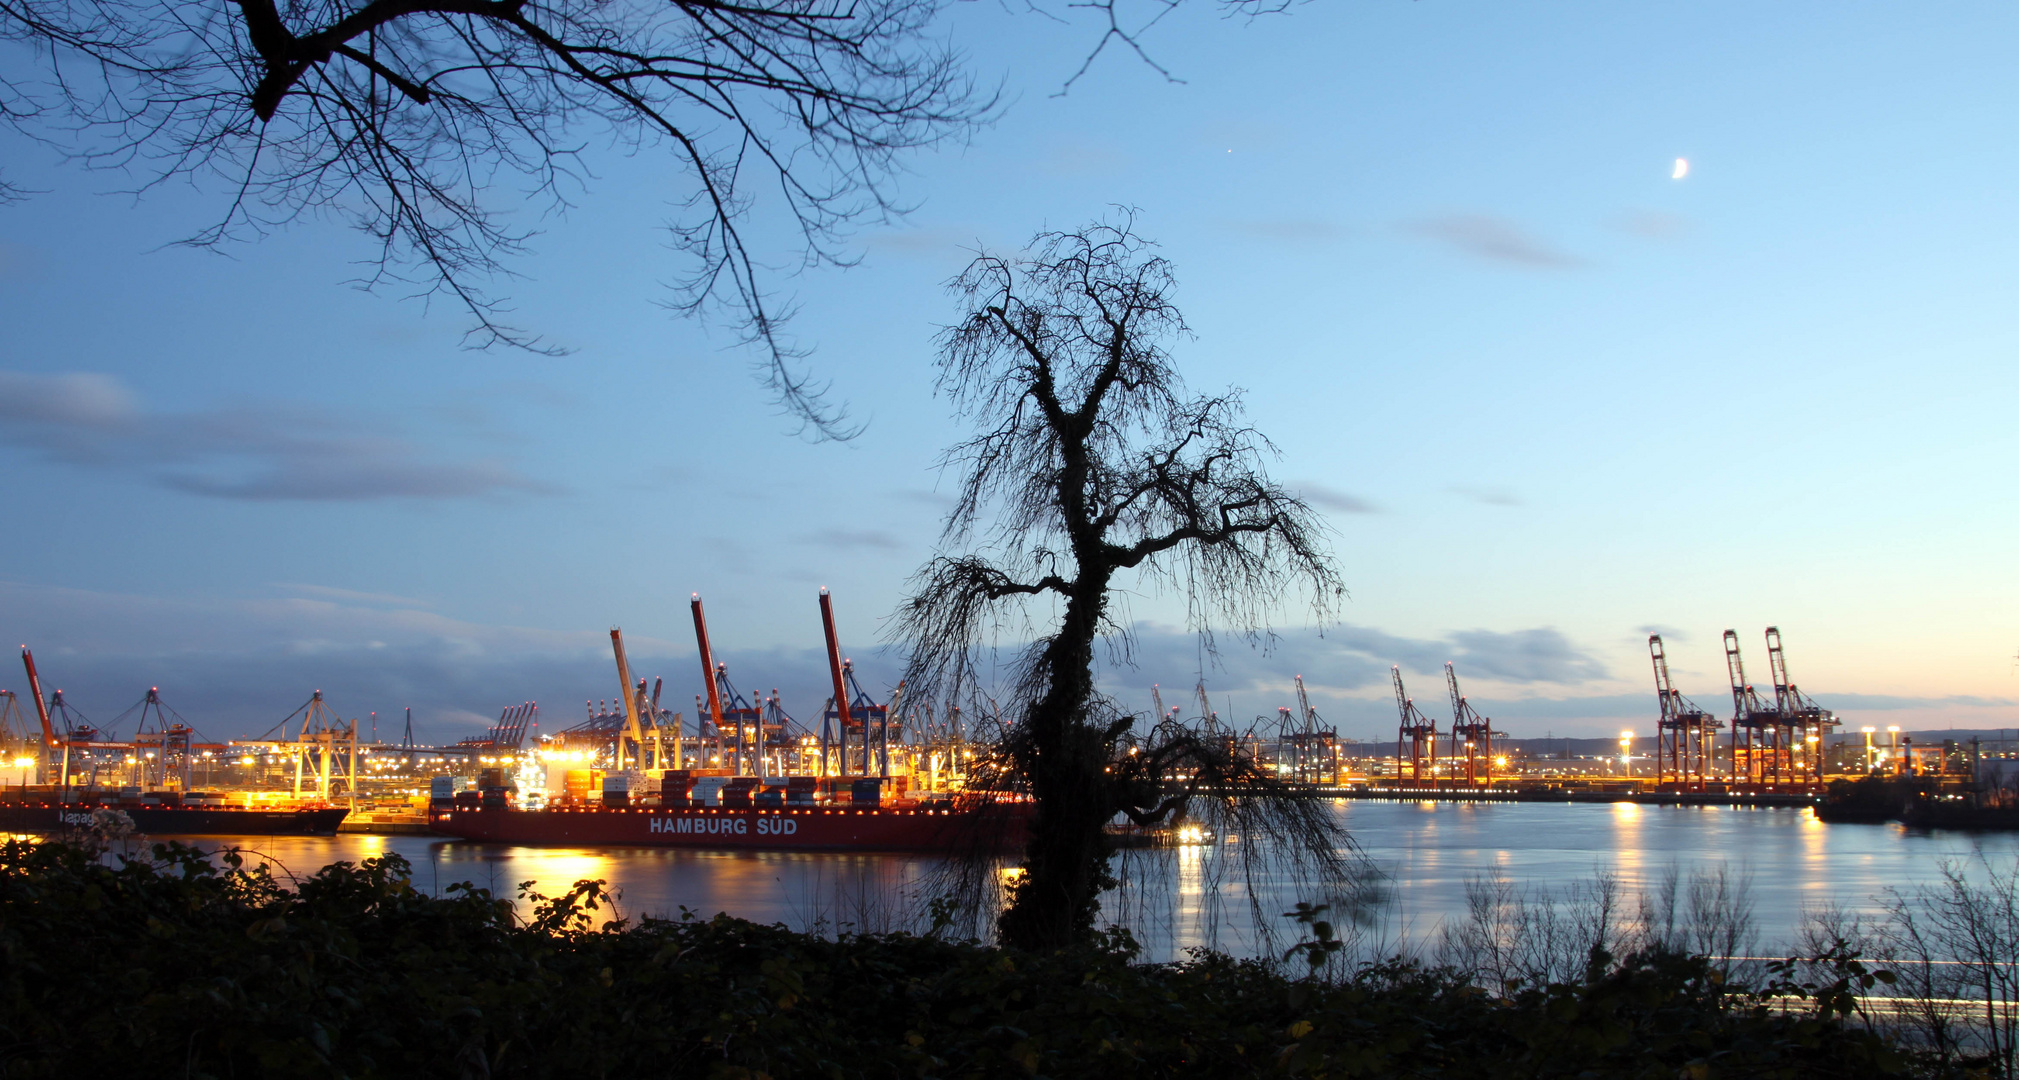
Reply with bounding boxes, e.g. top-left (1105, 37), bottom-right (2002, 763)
top-left (1104, 821), bottom-right (1214, 848)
